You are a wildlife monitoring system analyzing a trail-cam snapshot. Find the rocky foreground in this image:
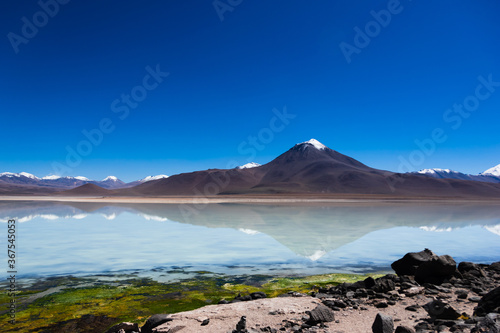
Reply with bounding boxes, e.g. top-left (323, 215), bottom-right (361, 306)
top-left (107, 249), bottom-right (500, 333)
